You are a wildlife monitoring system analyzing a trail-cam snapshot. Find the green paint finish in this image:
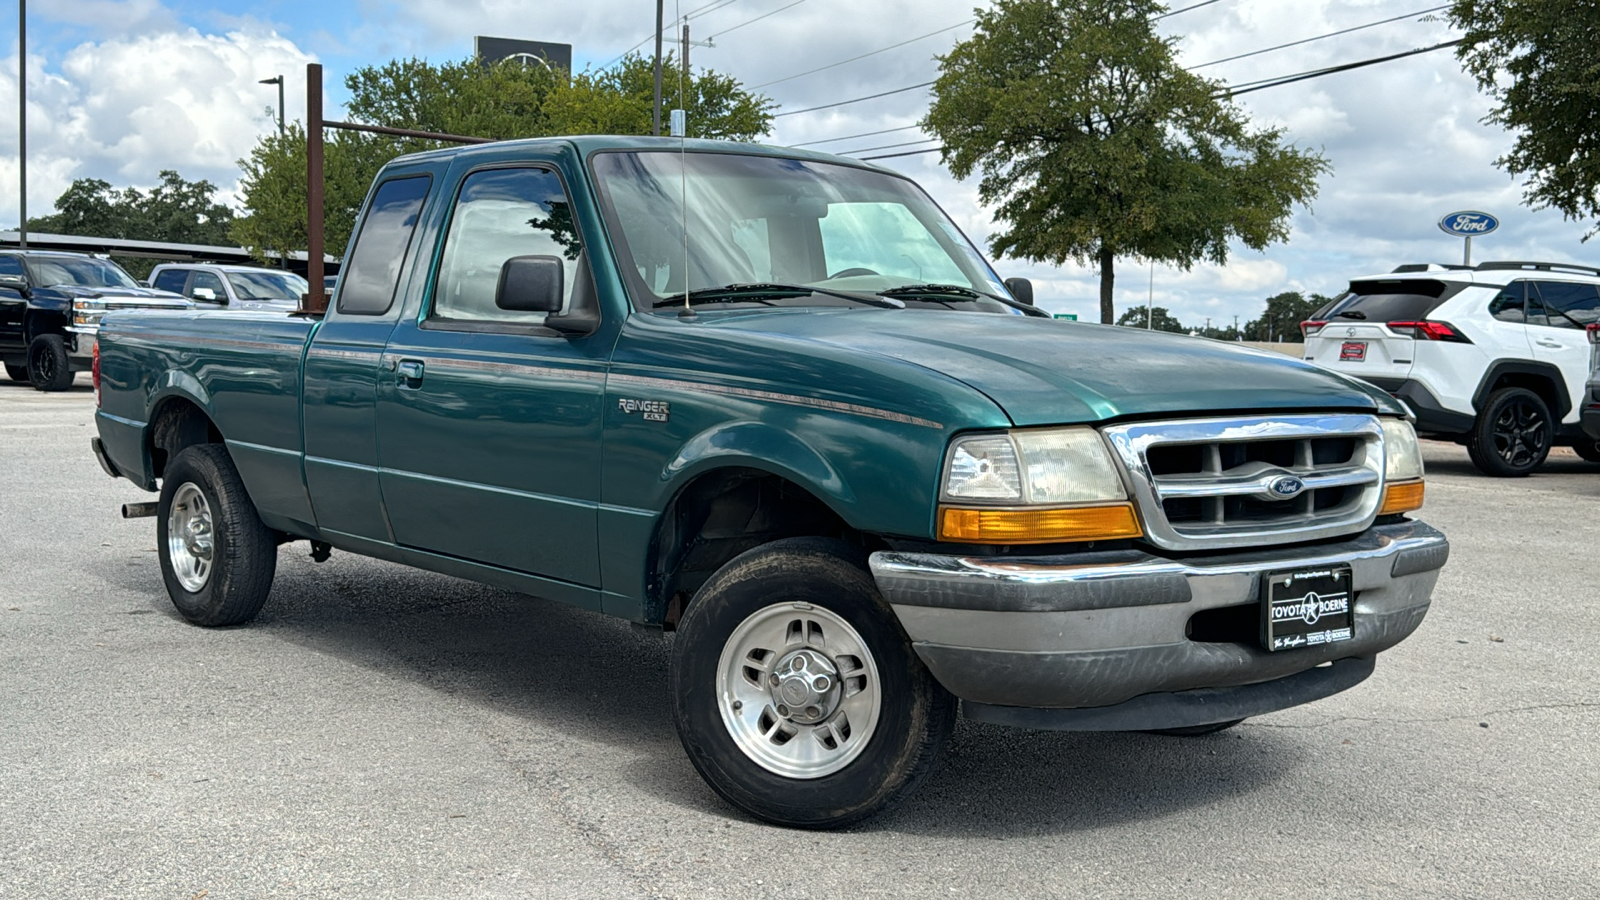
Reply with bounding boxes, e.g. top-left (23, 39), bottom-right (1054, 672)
top-left (94, 136), bottom-right (1409, 627)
